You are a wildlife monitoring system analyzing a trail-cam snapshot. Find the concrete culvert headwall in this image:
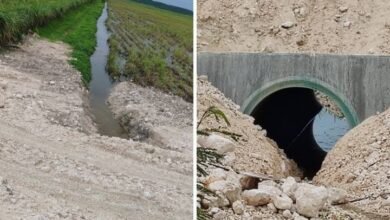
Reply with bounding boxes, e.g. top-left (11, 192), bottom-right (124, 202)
top-left (246, 79), bottom-right (359, 178)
